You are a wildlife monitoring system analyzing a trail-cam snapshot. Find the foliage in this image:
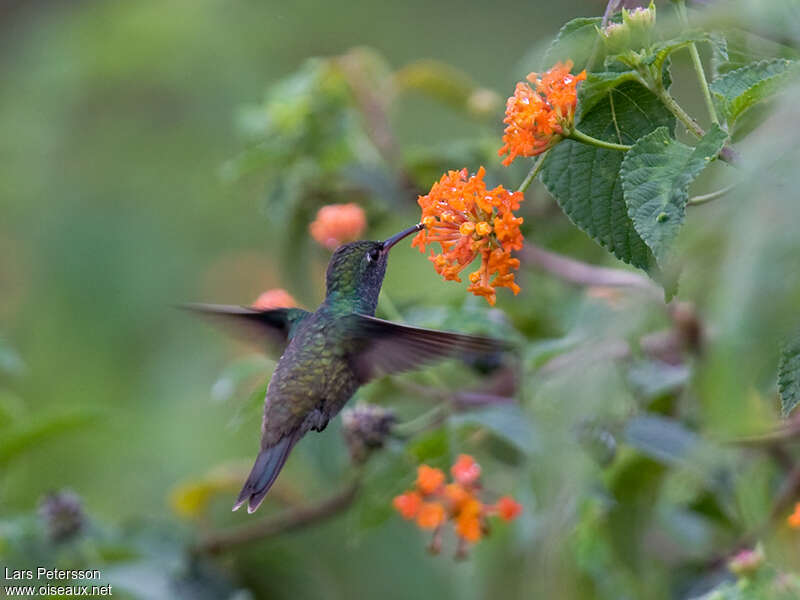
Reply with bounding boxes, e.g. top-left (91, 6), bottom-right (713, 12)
top-left (4, 0), bottom-right (800, 599)
top-left (778, 335), bottom-right (800, 418)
